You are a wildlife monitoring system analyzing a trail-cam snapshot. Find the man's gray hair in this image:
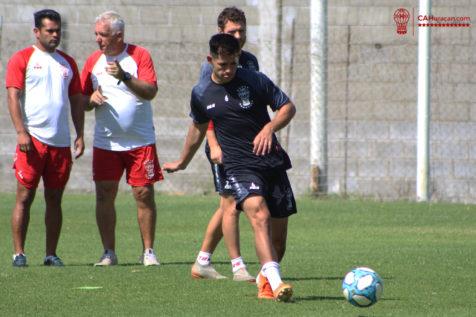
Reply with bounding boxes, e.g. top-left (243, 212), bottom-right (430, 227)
top-left (96, 11), bottom-right (125, 34)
